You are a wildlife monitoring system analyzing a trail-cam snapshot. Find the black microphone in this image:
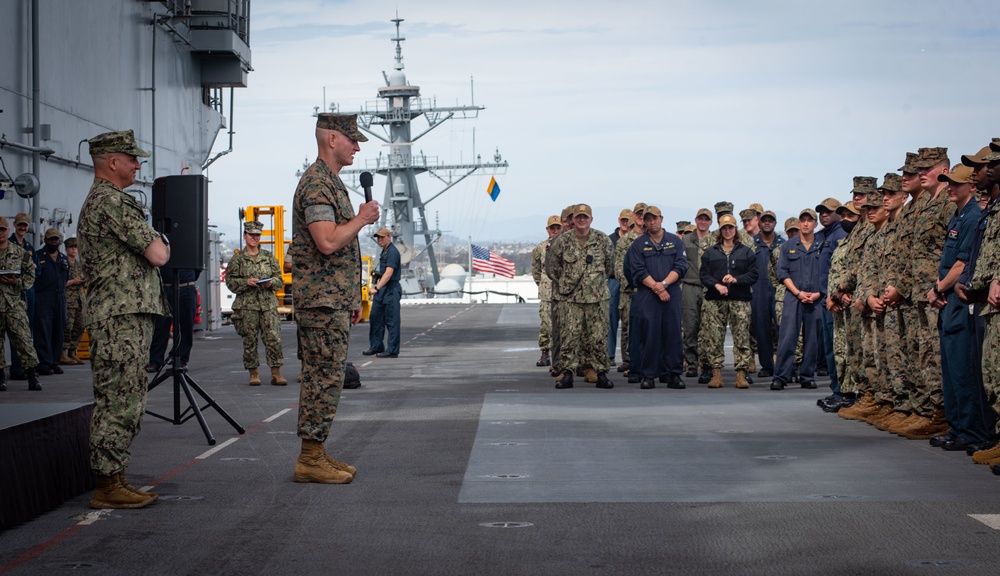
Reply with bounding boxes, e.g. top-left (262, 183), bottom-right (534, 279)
top-left (360, 171), bottom-right (374, 203)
